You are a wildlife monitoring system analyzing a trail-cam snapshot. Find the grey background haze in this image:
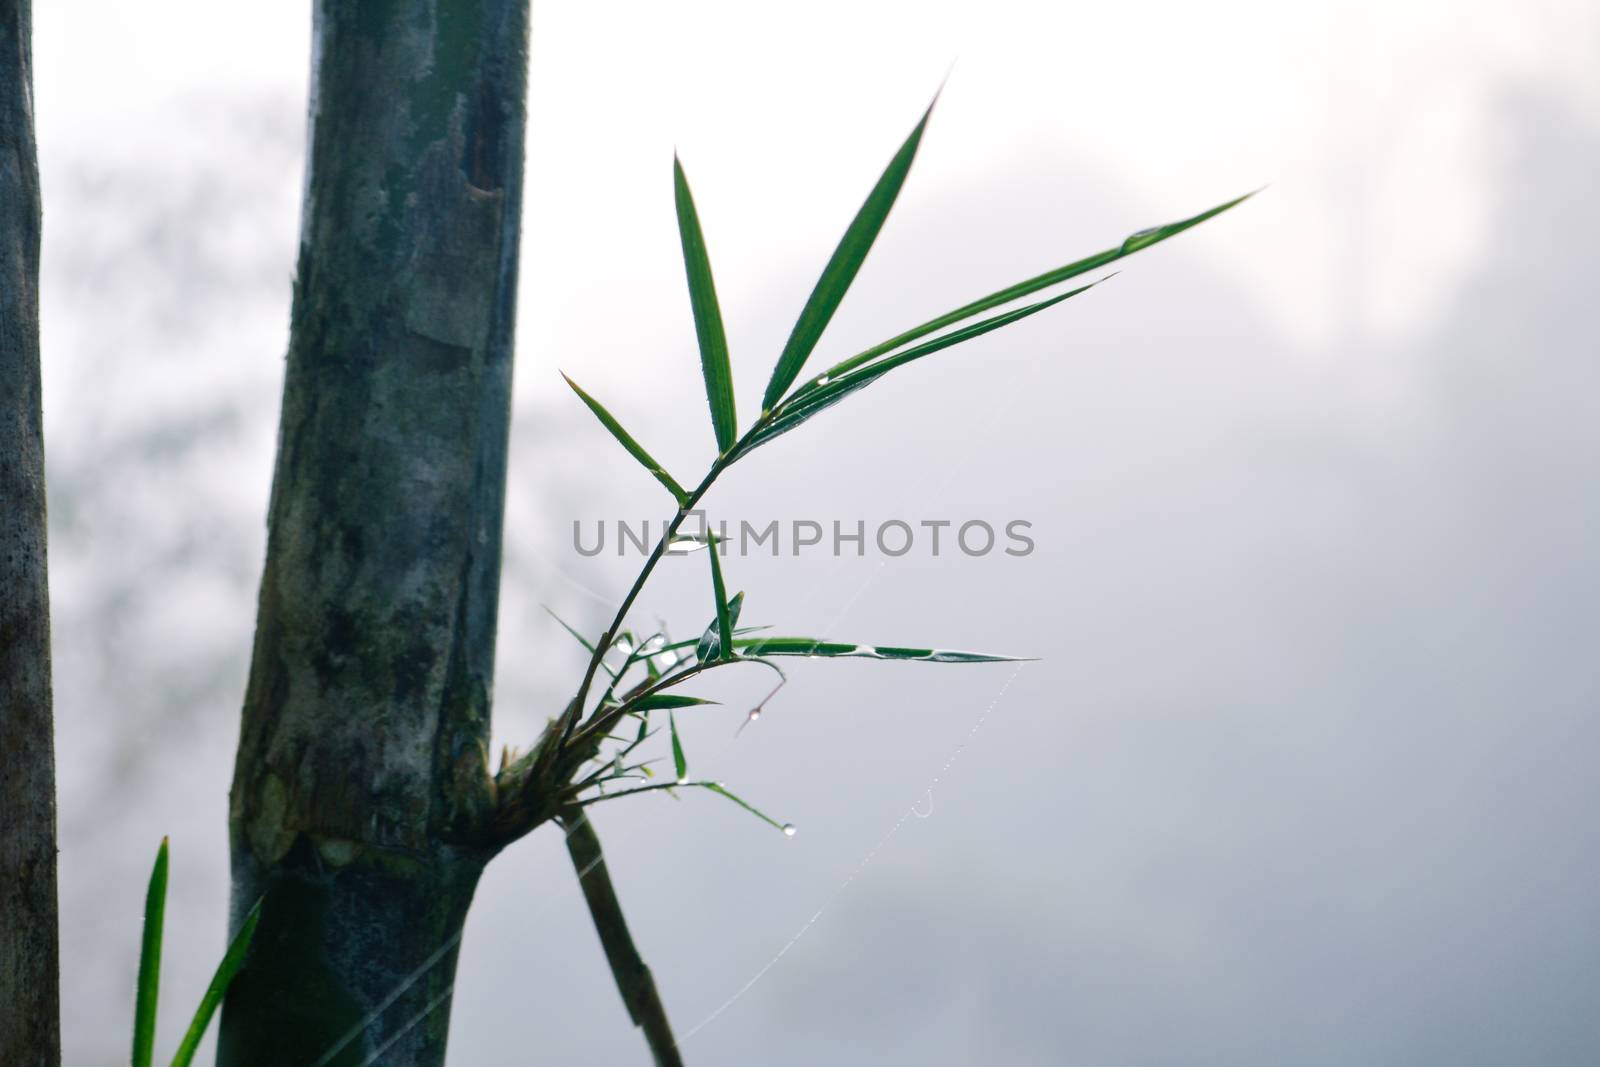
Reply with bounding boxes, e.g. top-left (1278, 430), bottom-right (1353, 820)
top-left (29, 2), bottom-right (1600, 1064)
